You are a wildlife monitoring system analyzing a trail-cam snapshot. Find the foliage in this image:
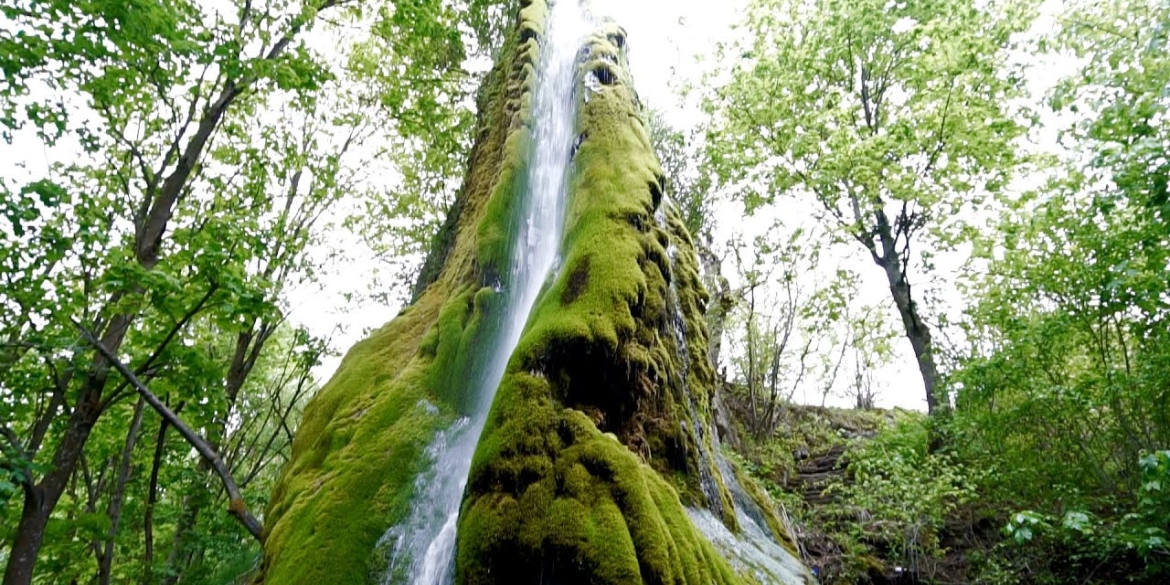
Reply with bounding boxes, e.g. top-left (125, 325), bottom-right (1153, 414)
top-left (0, 0), bottom-right (505, 582)
top-left (1002, 452), bottom-right (1170, 583)
top-left (706, 0), bottom-right (1035, 412)
top-left (731, 406), bottom-right (969, 584)
top-left (734, 405), bottom-right (900, 489)
top-left (954, 178), bottom-right (1170, 500)
top-left (938, 3), bottom-right (1170, 580)
top-left (830, 418), bottom-right (978, 577)
top-left (1050, 0), bottom-right (1170, 226)
top-left (951, 0), bottom-right (1169, 568)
